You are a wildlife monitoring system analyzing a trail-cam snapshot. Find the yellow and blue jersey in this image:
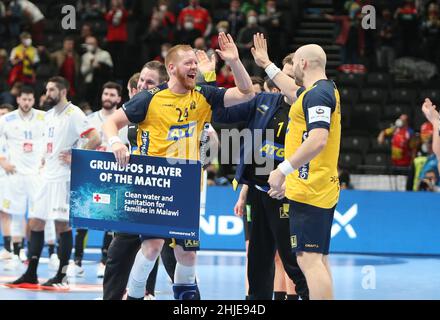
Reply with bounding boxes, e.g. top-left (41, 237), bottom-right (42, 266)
top-left (285, 80), bottom-right (341, 209)
top-left (122, 83), bottom-right (226, 160)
